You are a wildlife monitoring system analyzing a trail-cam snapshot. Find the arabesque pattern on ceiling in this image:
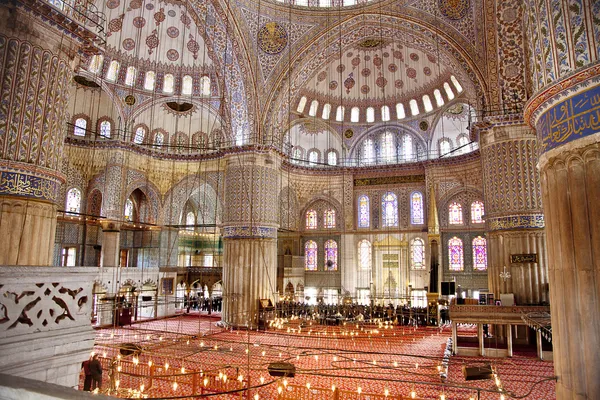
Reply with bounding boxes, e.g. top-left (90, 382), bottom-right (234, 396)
top-left (262, 15), bottom-right (486, 143)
